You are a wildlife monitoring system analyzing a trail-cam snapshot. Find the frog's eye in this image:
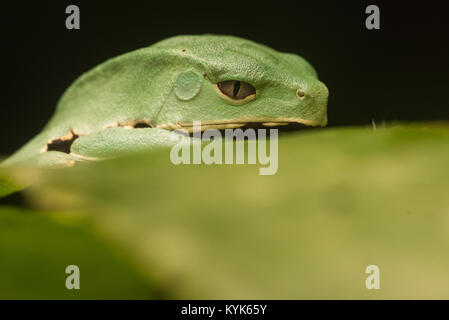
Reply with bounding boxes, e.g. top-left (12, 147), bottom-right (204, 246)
top-left (215, 80), bottom-right (256, 103)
